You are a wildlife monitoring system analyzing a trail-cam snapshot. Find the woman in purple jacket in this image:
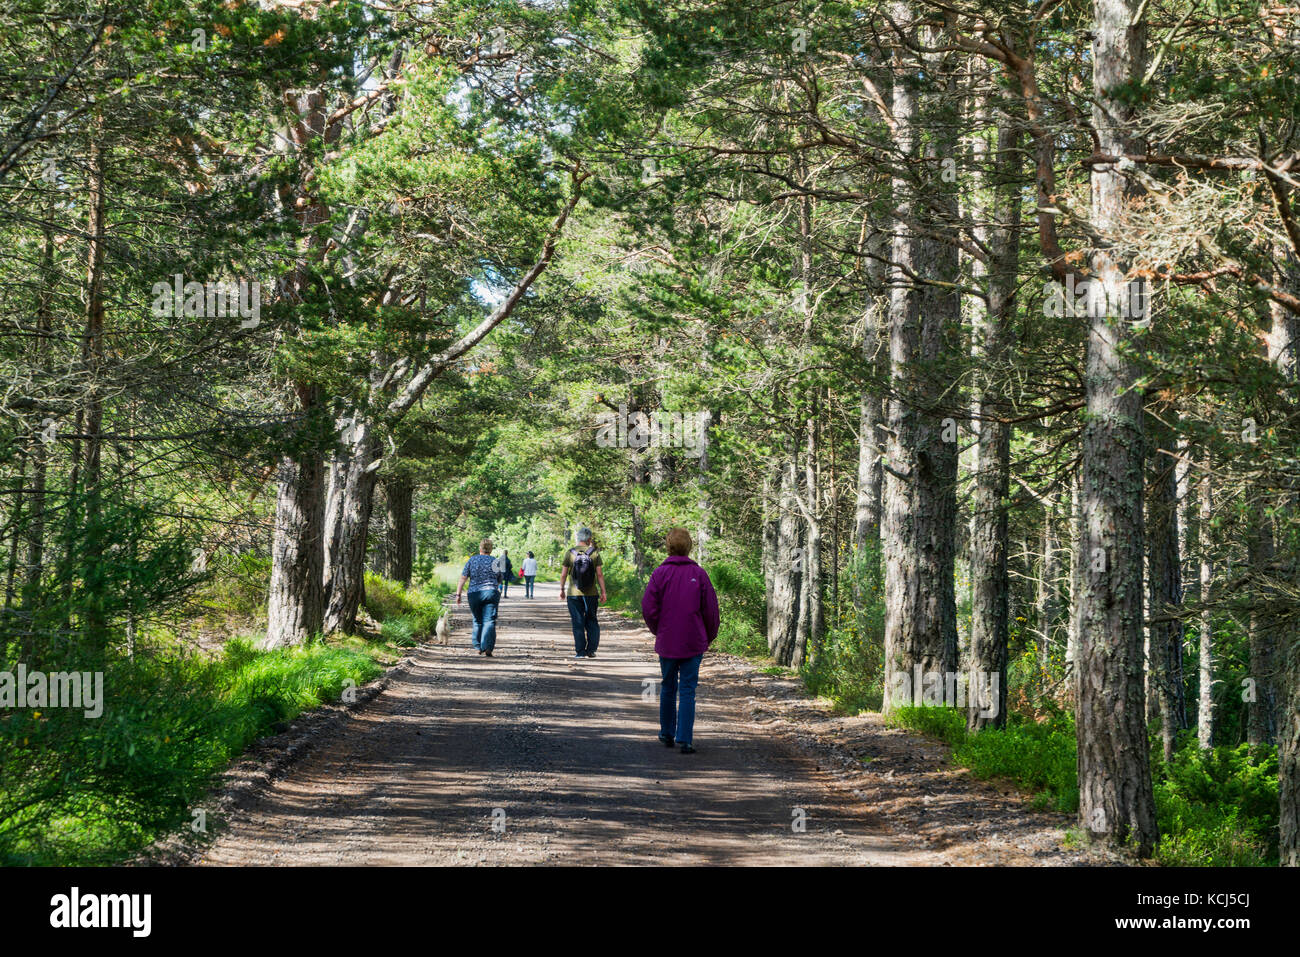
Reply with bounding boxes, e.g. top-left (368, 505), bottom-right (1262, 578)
top-left (640, 528), bottom-right (721, 754)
